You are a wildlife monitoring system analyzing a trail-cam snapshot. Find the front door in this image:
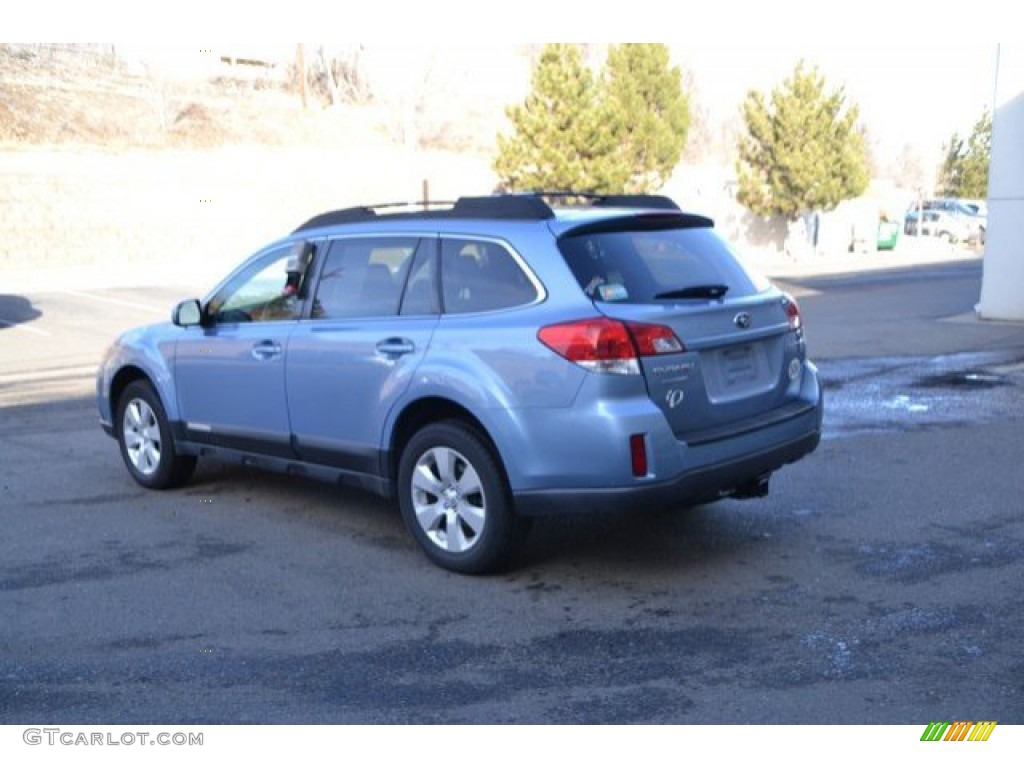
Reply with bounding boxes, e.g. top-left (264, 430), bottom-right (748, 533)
top-left (175, 245), bottom-right (303, 456)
